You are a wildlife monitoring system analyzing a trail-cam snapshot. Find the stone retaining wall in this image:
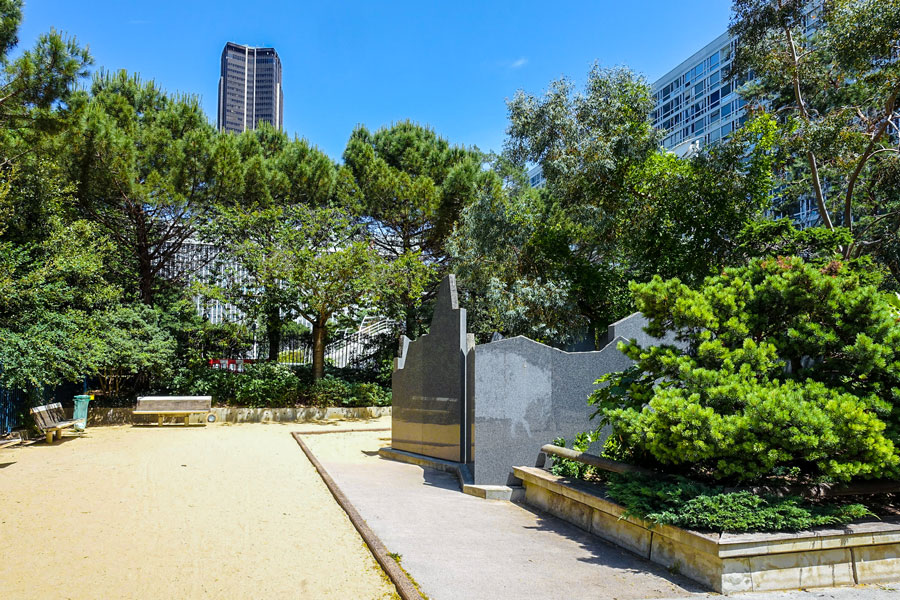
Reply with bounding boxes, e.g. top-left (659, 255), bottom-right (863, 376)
top-left (70, 406), bottom-right (391, 426)
top-left (514, 465), bottom-right (900, 594)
